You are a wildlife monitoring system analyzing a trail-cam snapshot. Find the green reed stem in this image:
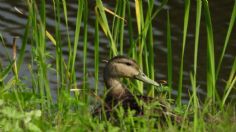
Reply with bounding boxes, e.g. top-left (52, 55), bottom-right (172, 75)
top-left (28, 0), bottom-right (52, 112)
top-left (54, 0), bottom-right (67, 114)
top-left (203, 0), bottom-right (216, 103)
top-left (126, 0), bottom-right (135, 58)
top-left (135, 0), bottom-right (145, 94)
top-left (70, 0), bottom-right (83, 89)
top-left (221, 58), bottom-right (236, 107)
top-left (83, 0), bottom-right (88, 102)
top-left (94, 18), bottom-right (99, 94)
top-left (177, 0), bottom-right (190, 106)
top-left (111, 1), bottom-right (126, 55)
top-left (166, 11), bottom-right (173, 97)
top-left (39, 0), bottom-right (52, 112)
top-left (54, 0), bottom-right (64, 90)
top-left (216, 1), bottom-right (236, 79)
top-left (62, 0), bottom-right (72, 88)
top-left (95, 0), bottom-right (117, 56)
top-left (111, 1), bottom-right (120, 47)
top-left (192, 0), bottom-right (202, 131)
top-left (119, 1), bottom-right (126, 55)
top-left (146, 0), bottom-right (155, 97)
top-left (17, 20), bottom-right (30, 71)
